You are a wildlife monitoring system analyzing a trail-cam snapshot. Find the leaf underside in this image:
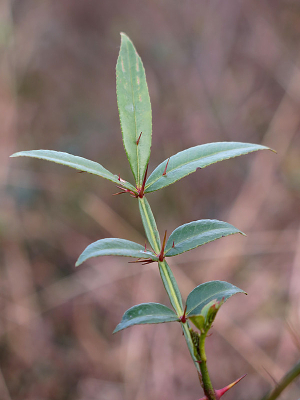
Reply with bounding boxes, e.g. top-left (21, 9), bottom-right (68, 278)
top-left (165, 219), bottom-right (244, 257)
top-left (113, 302), bottom-right (179, 333)
top-left (76, 238), bottom-right (158, 267)
top-left (186, 280), bottom-right (246, 318)
top-left (10, 150), bottom-right (135, 191)
top-left (116, 33), bottom-right (152, 186)
top-left (145, 142), bottom-right (272, 193)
